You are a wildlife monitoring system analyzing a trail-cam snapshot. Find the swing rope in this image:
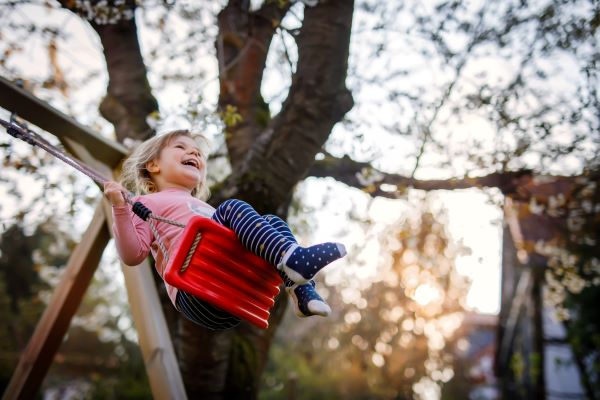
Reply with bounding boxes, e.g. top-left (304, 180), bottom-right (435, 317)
top-left (2, 117), bottom-right (282, 330)
top-left (0, 116), bottom-right (188, 263)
